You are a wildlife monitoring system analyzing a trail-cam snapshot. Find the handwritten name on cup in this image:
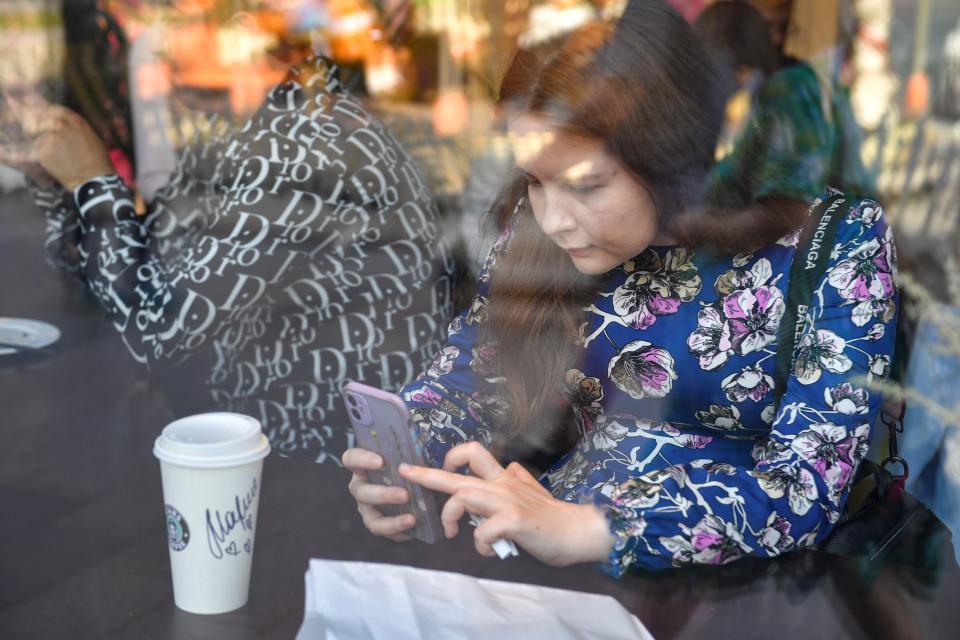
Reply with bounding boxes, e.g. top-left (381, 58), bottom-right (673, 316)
top-left (205, 478), bottom-right (258, 559)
